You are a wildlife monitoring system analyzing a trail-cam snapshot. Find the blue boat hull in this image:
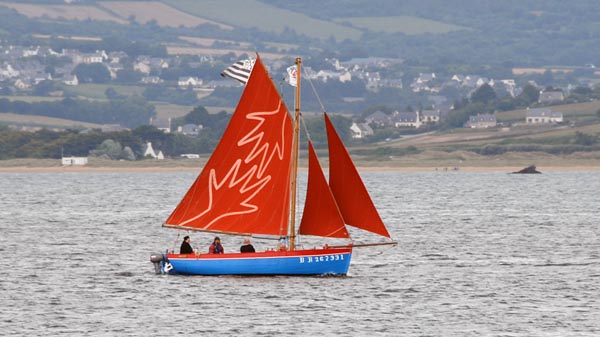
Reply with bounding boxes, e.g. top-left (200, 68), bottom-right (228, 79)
top-left (160, 247), bottom-right (352, 276)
